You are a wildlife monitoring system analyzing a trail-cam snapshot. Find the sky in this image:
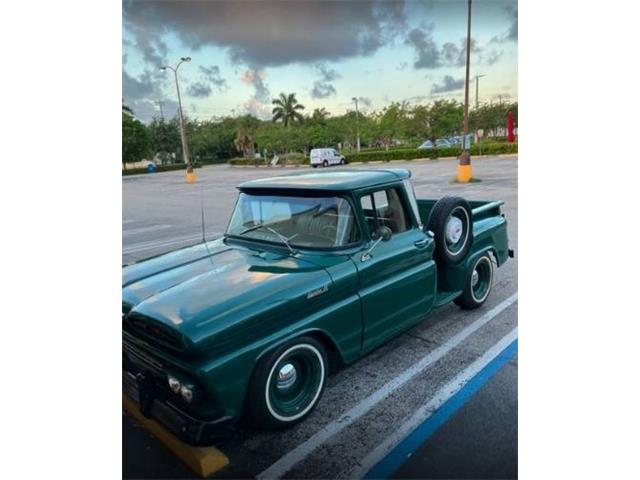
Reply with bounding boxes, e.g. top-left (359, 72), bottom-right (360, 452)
top-left (122, 0), bottom-right (517, 124)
